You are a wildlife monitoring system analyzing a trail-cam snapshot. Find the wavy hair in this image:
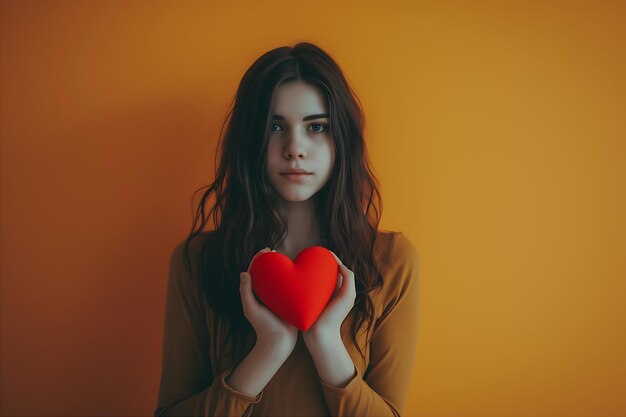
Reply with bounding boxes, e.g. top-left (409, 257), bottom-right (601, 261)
top-left (182, 42), bottom-right (384, 367)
